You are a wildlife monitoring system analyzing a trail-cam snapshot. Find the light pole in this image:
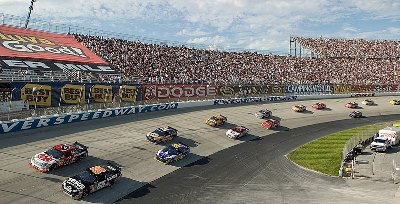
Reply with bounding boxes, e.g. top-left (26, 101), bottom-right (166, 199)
top-left (25, 0), bottom-right (37, 29)
top-left (32, 86), bottom-right (38, 116)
